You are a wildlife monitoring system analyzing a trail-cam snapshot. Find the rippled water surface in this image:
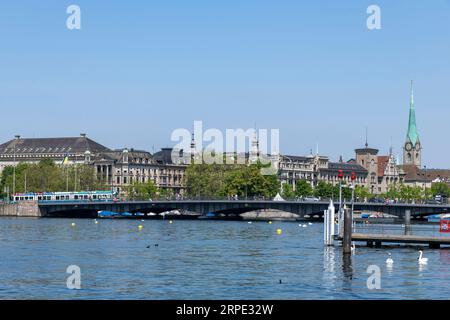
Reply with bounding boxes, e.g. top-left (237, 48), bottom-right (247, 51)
top-left (1, 217), bottom-right (450, 300)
